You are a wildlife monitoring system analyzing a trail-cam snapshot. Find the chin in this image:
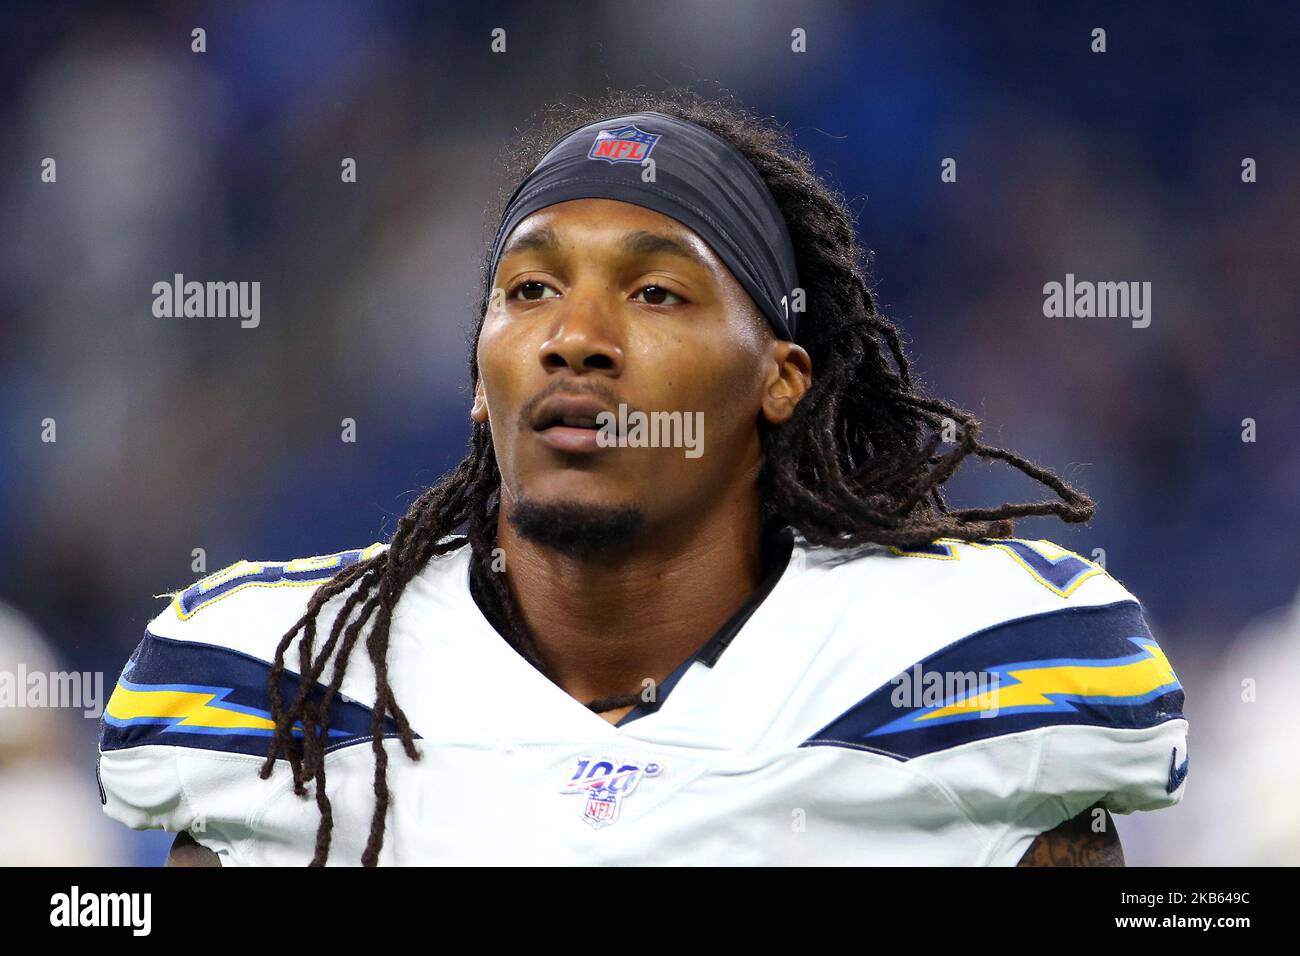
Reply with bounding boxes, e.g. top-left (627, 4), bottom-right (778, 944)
top-left (506, 494), bottom-right (645, 560)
